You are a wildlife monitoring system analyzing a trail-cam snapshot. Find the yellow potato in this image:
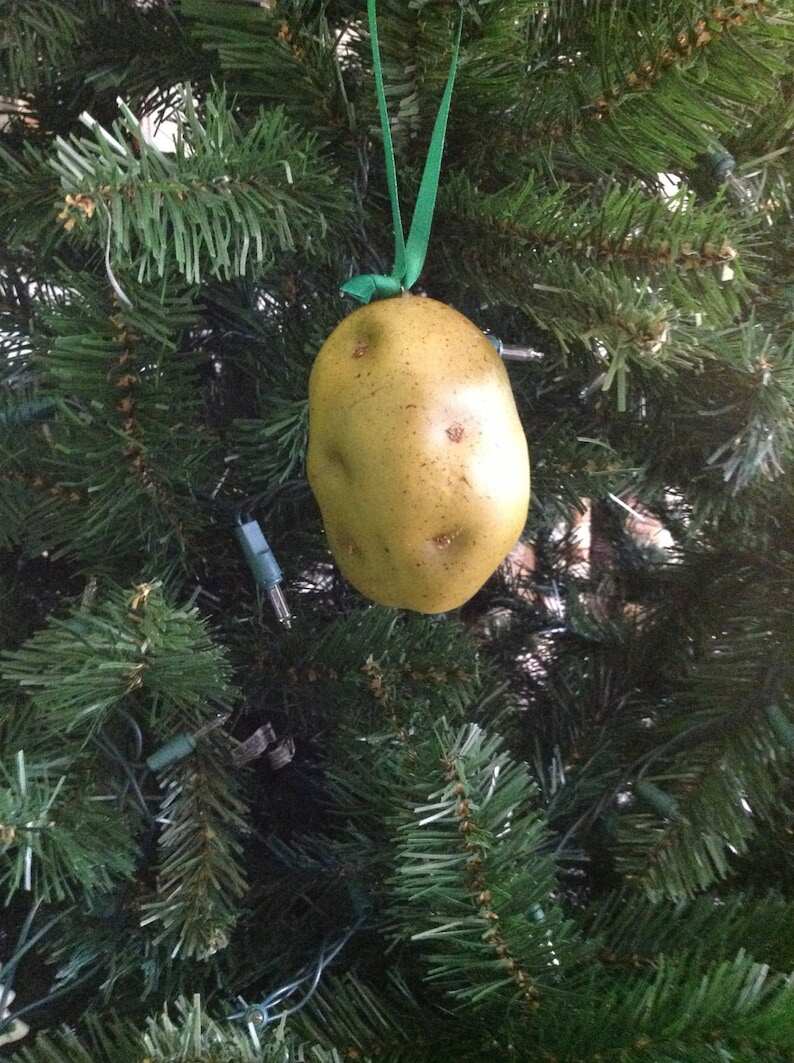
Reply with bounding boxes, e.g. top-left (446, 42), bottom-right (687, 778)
top-left (307, 295), bottom-right (530, 613)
